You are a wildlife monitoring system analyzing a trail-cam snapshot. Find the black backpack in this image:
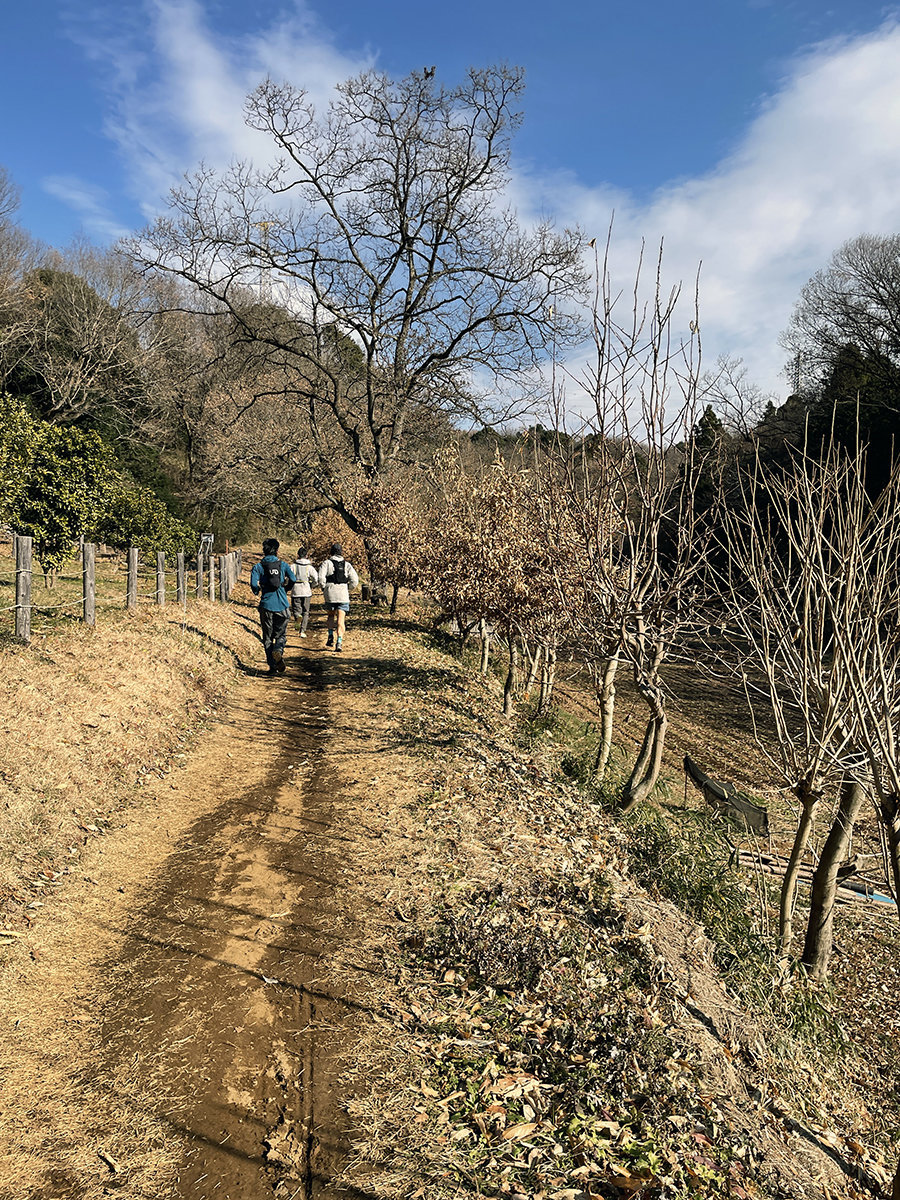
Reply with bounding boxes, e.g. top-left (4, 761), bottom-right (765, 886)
top-left (259, 559), bottom-right (287, 594)
top-left (329, 557), bottom-right (349, 586)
